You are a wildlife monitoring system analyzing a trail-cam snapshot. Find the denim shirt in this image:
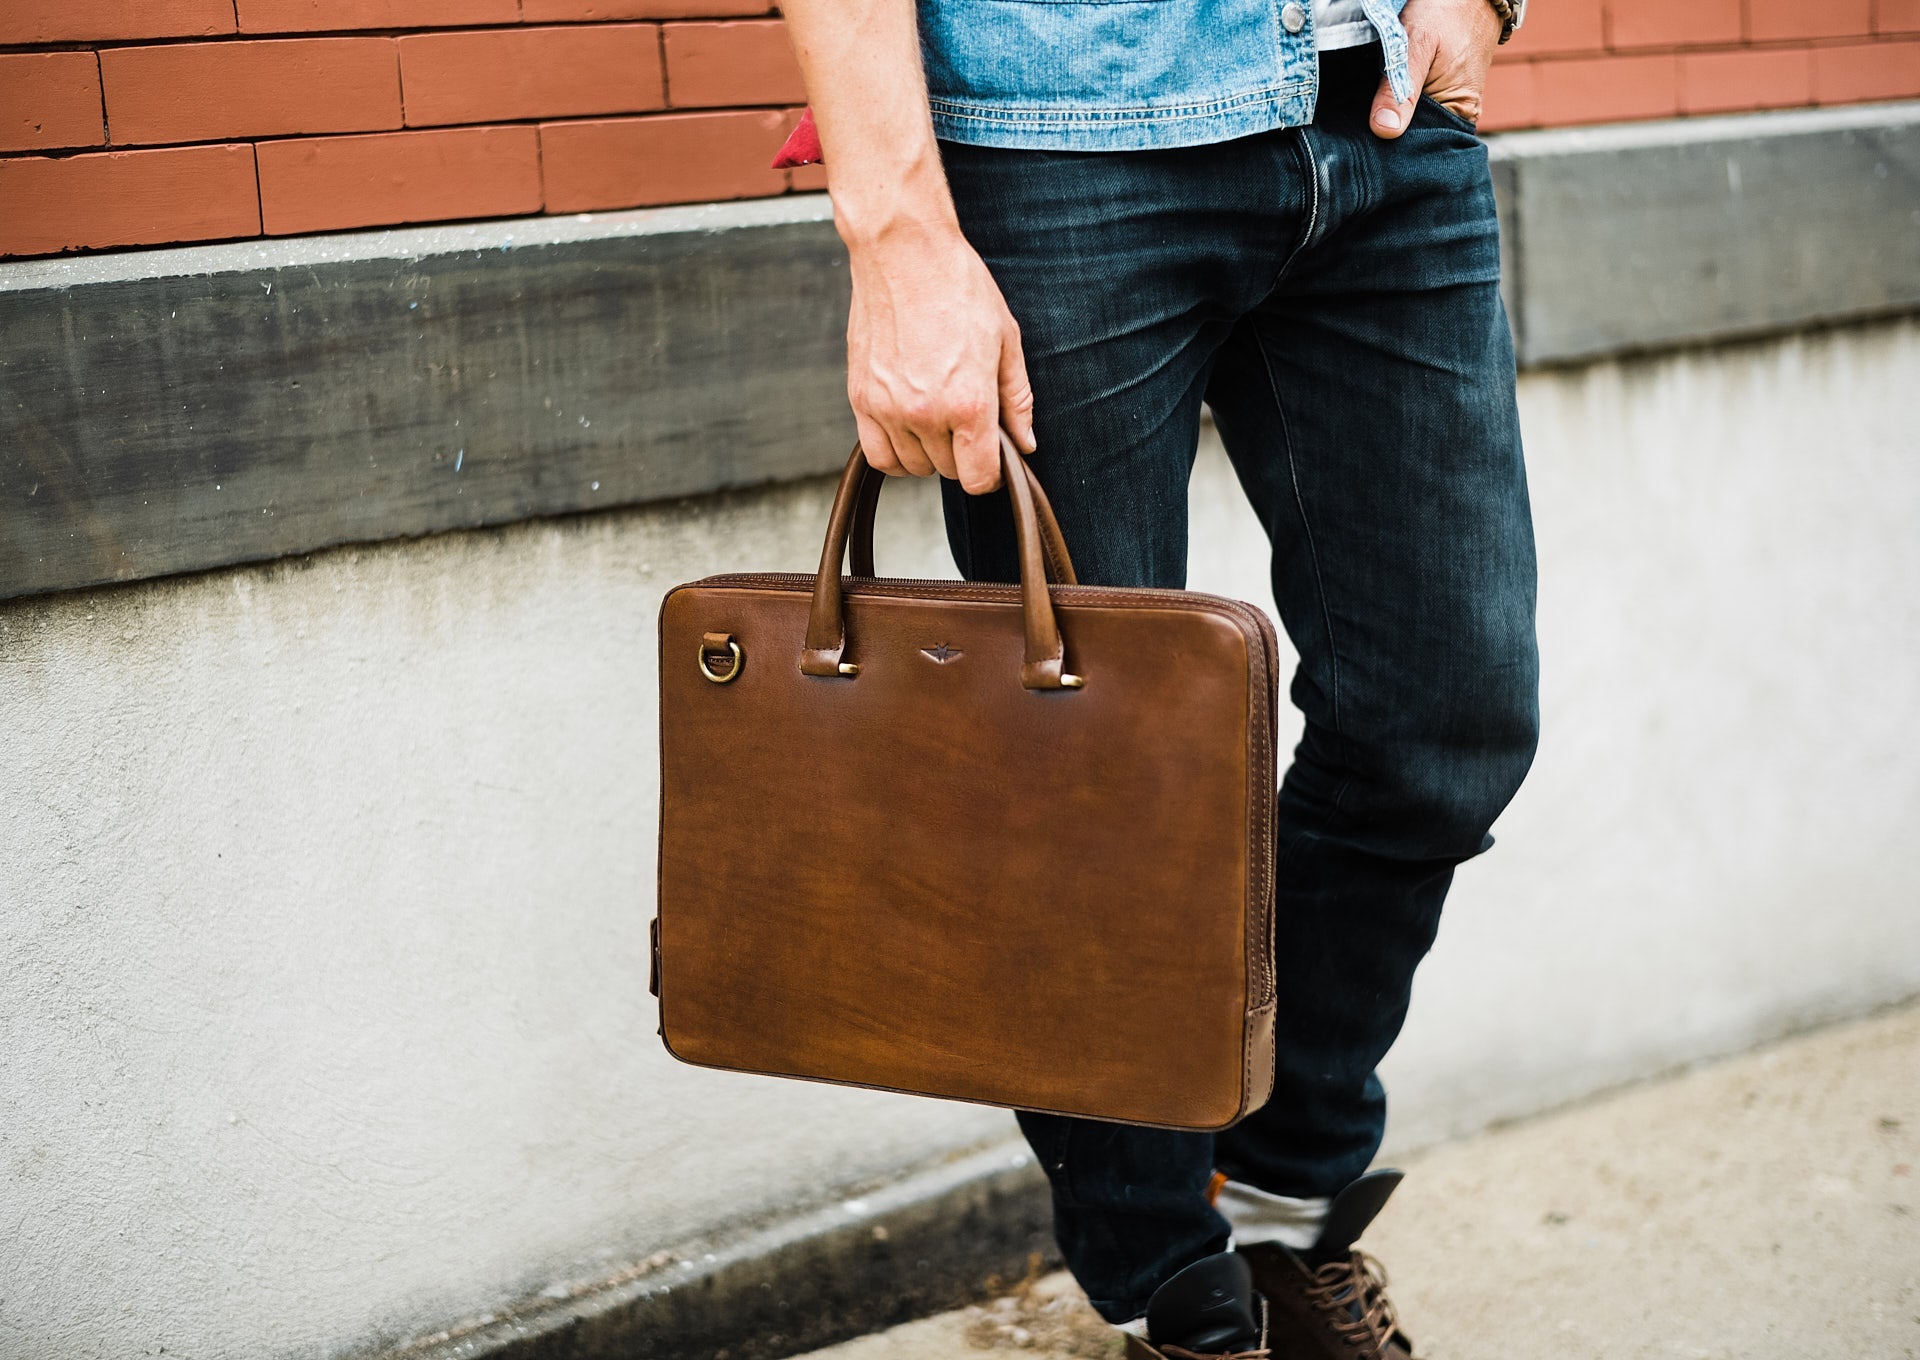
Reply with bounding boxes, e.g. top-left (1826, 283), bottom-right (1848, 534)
top-left (919, 0), bottom-right (1414, 151)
